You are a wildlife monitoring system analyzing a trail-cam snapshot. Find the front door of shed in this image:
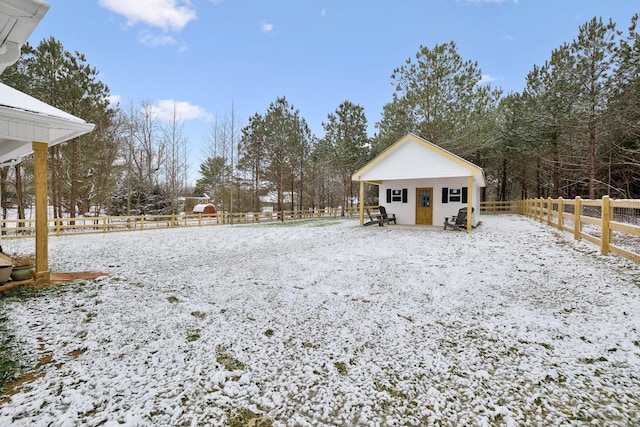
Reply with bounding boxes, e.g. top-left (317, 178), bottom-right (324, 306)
top-left (416, 188), bottom-right (433, 225)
